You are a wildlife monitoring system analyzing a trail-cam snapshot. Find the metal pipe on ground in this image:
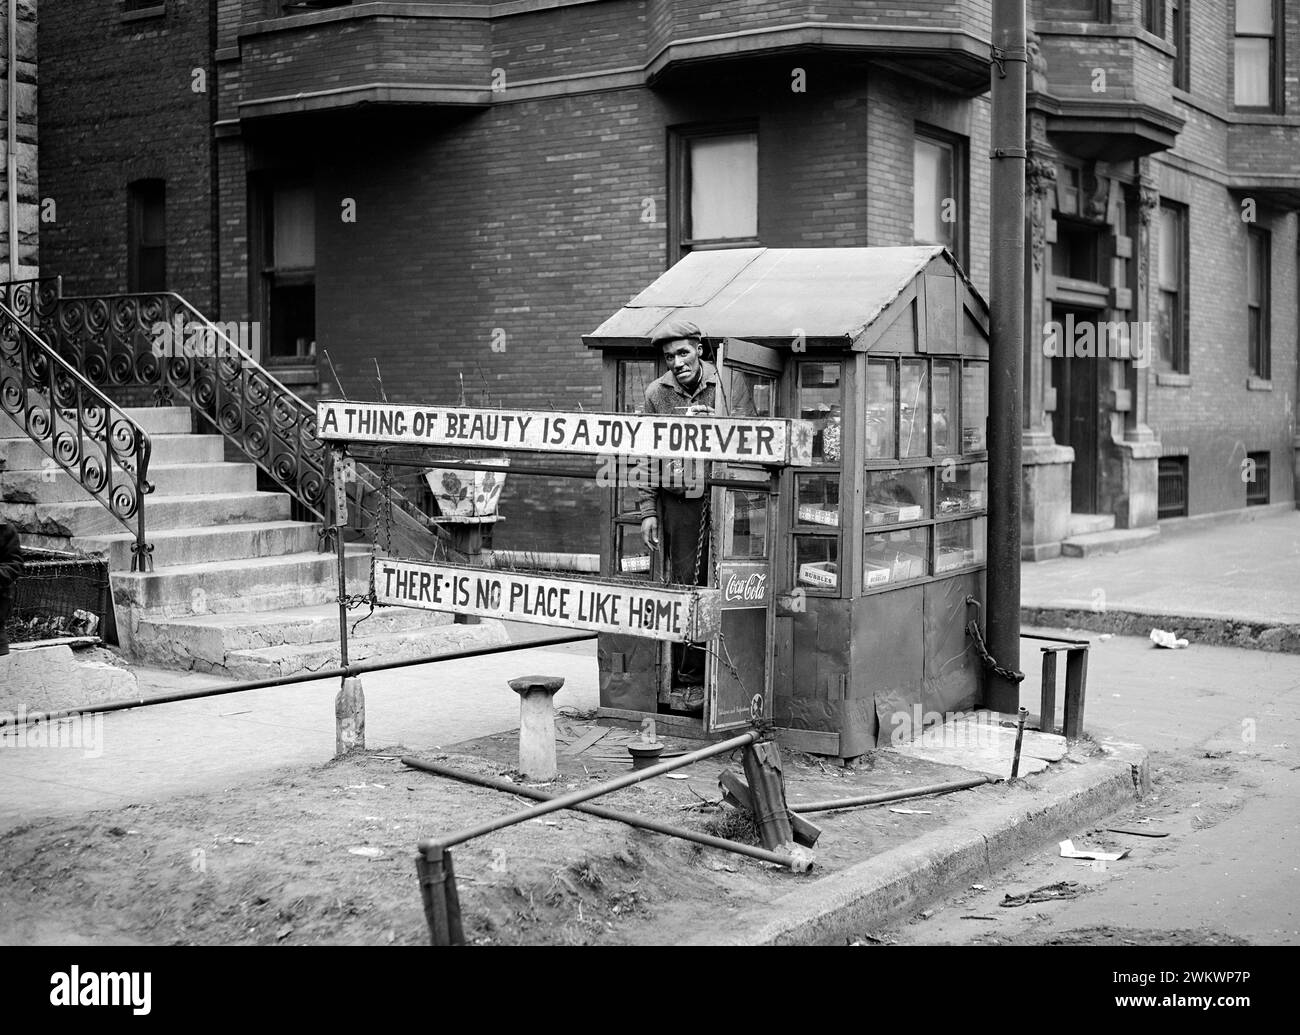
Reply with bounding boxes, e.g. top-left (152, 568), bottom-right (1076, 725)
top-left (788, 776), bottom-right (992, 814)
top-left (0, 631), bottom-right (598, 729)
top-left (415, 730), bottom-right (764, 854)
top-left (402, 756), bottom-right (804, 869)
